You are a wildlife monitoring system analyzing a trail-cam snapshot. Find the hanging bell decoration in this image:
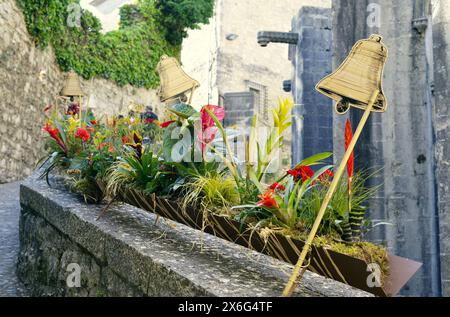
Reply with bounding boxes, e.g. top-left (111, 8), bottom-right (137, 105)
top-left (283, 34), bottom-right (389, 297)
top-left (61, 71), bottom-right (84, 98)
top-left (60, 71), bottom-right (84, 120)
top-left (316, 34), bottom-right (388, 115)
top-left (156, 55), bottom-right (200, 105)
